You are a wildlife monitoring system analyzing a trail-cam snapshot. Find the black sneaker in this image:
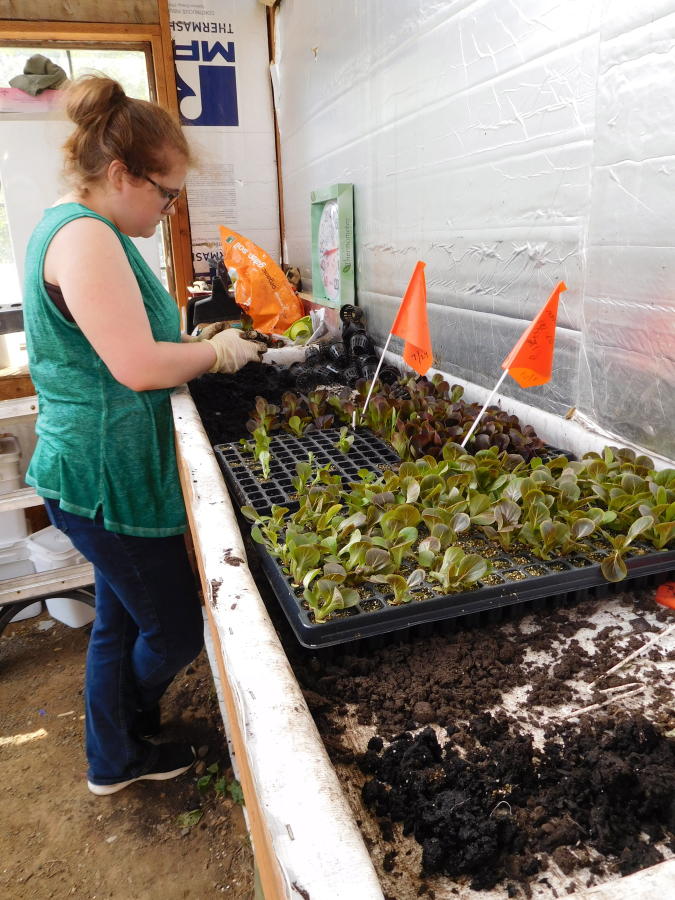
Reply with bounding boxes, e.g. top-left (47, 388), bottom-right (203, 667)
top-left (87, 743), bottom-right (195, 796)
top-left (133, 705), bottom-right (161, 739)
